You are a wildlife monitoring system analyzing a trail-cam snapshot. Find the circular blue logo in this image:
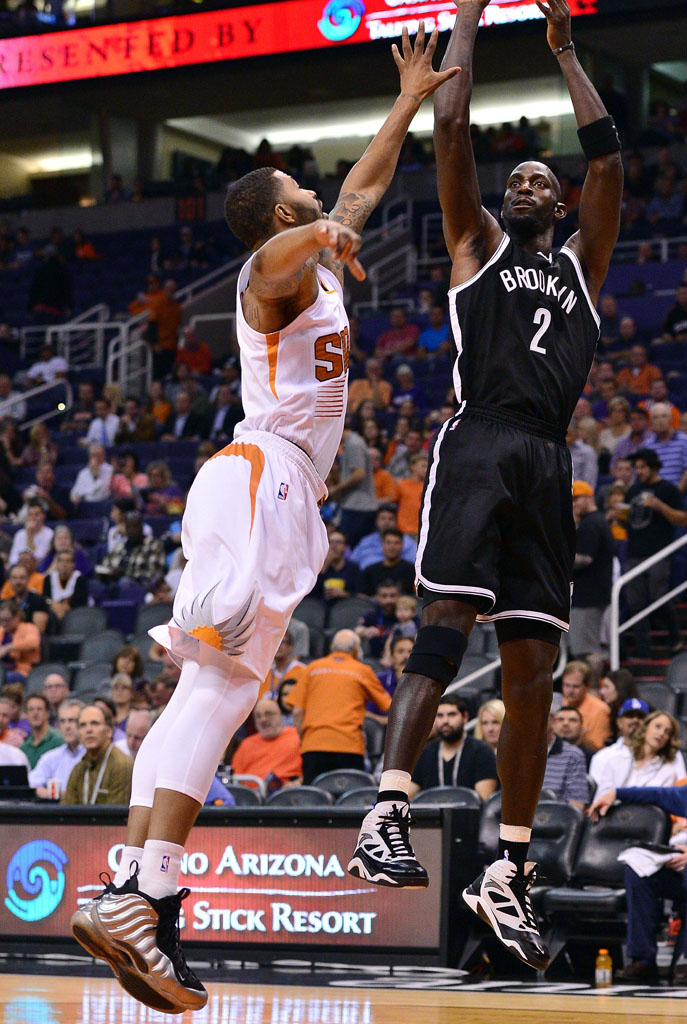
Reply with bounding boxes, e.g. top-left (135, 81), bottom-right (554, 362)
top-left (5, 840), bottom-right (67, 922)
top-left (318, 0), bottom-right (365, 42)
